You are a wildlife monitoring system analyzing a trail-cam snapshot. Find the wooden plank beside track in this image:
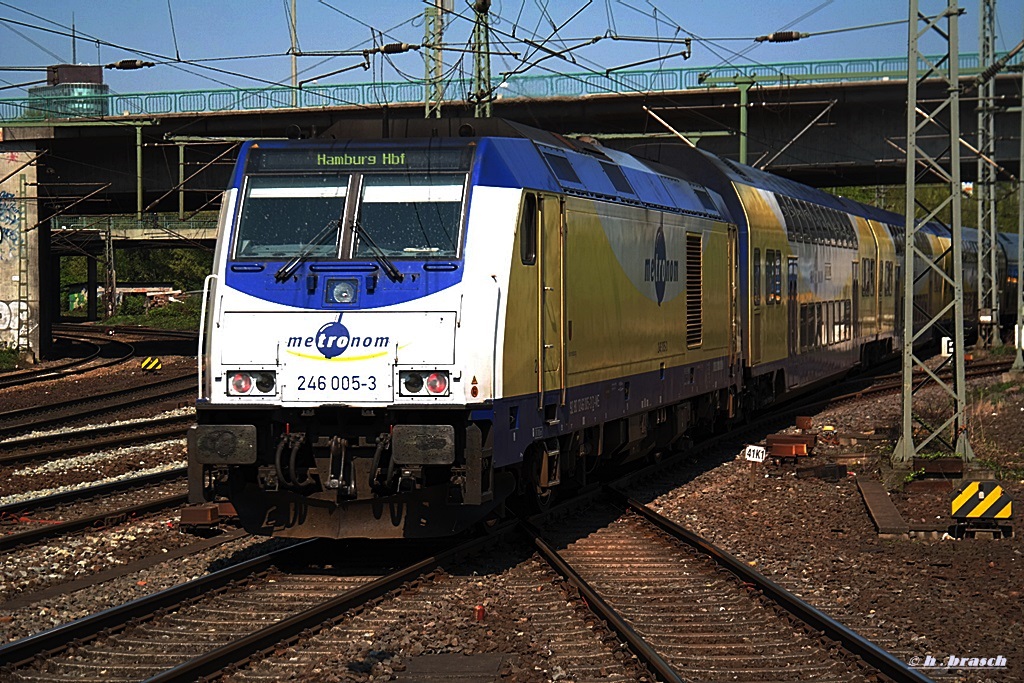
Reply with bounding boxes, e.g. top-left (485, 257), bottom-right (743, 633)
top-left (856, 477), bottom-right (909, 537)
